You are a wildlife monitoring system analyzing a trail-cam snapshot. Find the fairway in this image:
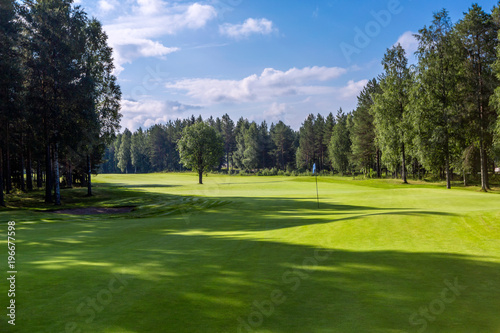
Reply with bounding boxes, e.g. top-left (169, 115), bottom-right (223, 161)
top-left (1, 174), bottom-right (500, 332)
